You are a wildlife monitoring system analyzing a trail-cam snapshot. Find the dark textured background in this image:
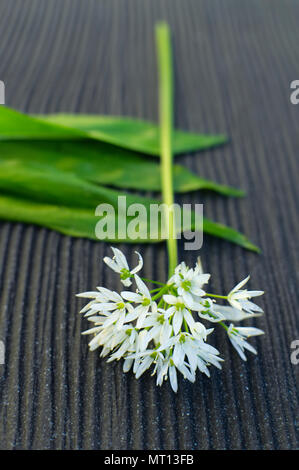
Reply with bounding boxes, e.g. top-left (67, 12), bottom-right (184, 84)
top-left (0, 0), bottom-right (298, 450)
